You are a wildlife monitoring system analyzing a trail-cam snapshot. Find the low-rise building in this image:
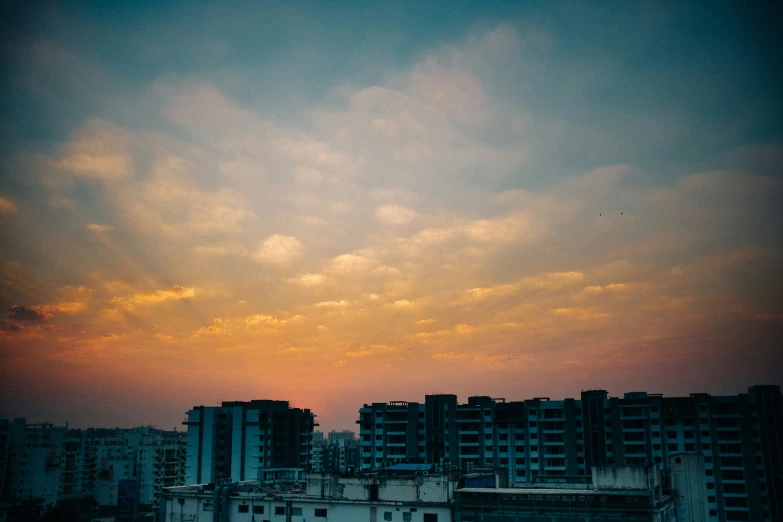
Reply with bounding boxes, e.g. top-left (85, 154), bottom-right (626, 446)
top-left (161, 470), bottom-right (455, 522)
top-left (454, 465), bottom-right (678, 522)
